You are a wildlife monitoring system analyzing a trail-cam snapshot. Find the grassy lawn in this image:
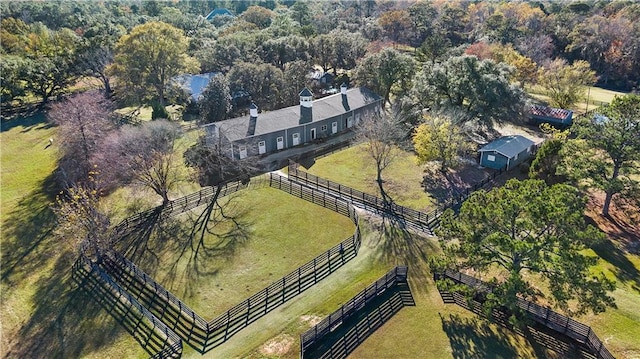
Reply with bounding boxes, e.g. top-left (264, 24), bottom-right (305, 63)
top-left (2, 108), bottom-right (638, 359)
top-left (124, 186), bottom-right (356, 318)
top-left (305, 144), bottom-right (436, 212)
top-left (527, 85), bottom-right (628, 114)
top-left (1, 113), bottom-right (143, 358)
